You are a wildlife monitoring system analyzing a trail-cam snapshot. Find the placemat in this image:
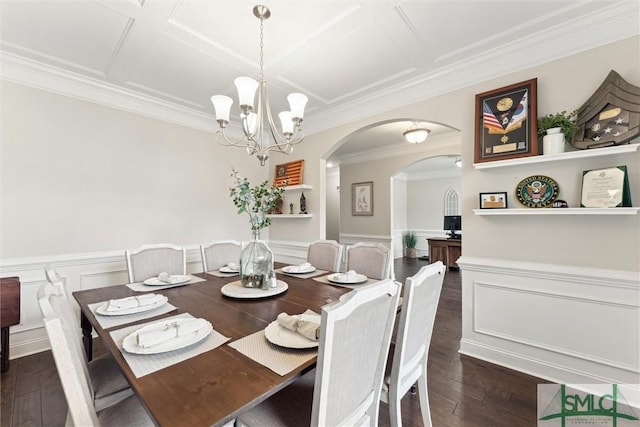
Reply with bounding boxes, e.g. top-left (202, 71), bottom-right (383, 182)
top-left (206, 270), bottom-right (239, 278)
top-left (126, 275), bottom-right (206, 292)
top-left (312, 274), bottom-right (378, 289)
top-left (228, 330), bottom-right (316, 376)
top-left (110, 313), bottom-right (230, 378)
top-left (88, 300), bottom-right (177, 329)
top-left (276, 268), bottom-right (329, 279)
